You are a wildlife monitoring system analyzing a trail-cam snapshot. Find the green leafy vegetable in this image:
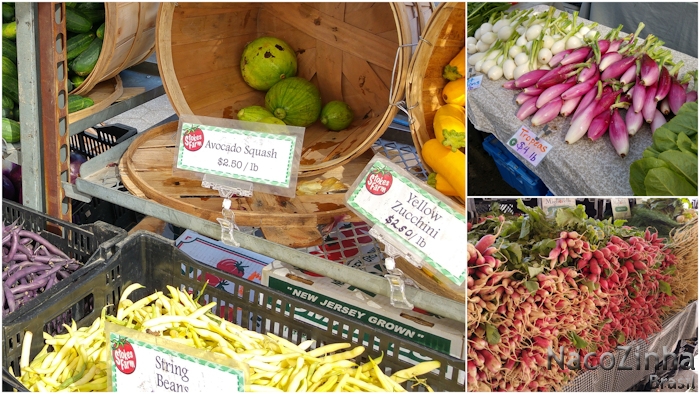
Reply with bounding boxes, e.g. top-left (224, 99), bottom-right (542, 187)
top-left (484, 323), bottom-right (501, 345)
top-left (629, 102), bottom-right (697, 196)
